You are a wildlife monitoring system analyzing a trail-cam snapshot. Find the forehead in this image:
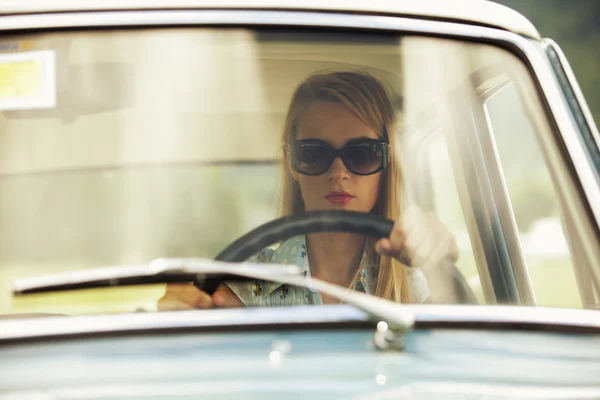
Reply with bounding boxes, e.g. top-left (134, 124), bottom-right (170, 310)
top-left (296, 101), bottom-right (379, 144)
